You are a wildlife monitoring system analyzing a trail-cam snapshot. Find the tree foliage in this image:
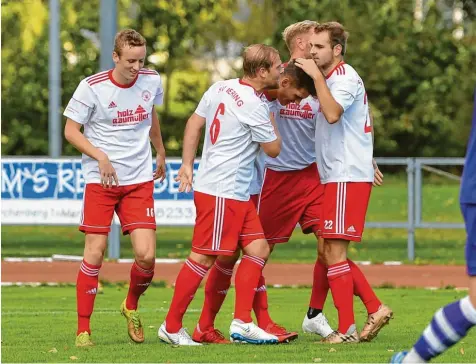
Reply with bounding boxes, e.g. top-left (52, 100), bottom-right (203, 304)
top-left (2, 0), bottom-right (475, 157)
